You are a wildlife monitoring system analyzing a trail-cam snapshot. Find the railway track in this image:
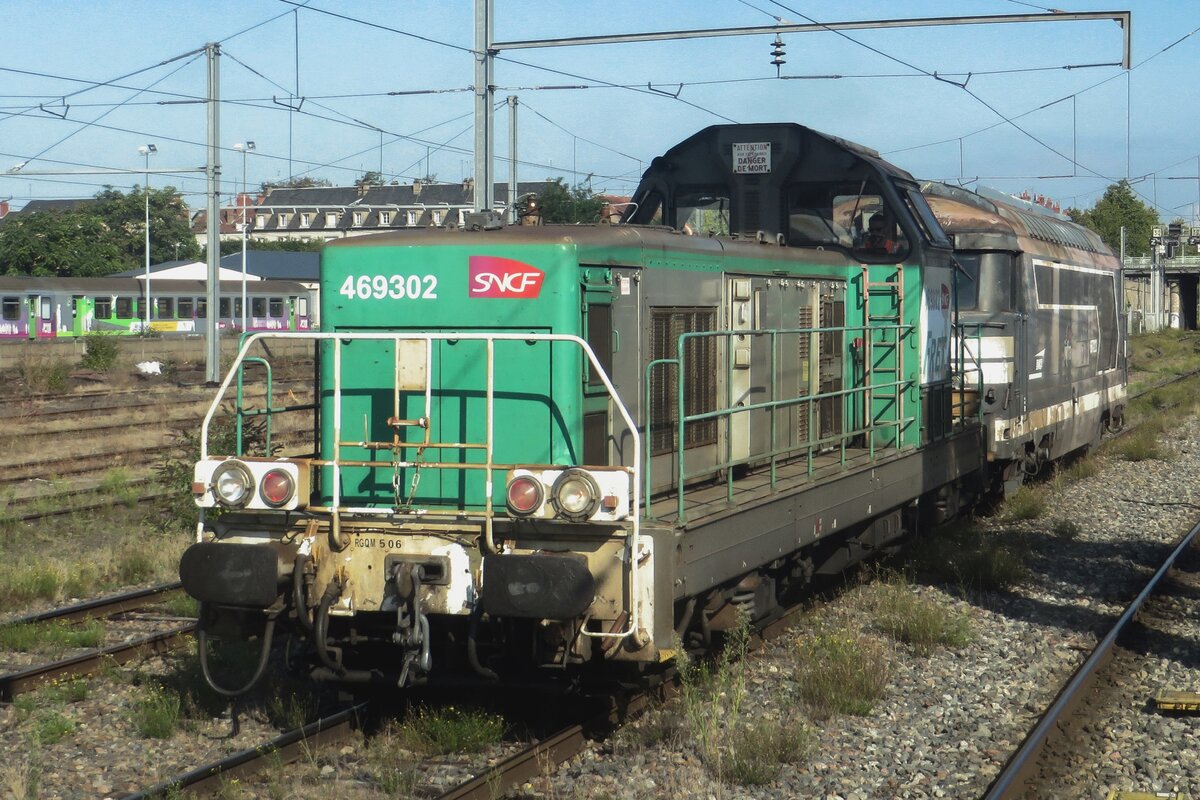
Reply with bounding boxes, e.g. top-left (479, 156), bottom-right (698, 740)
top-left (0, 582), bottom-right (192, 701)
top-left (120, 578), bottom-right (816, 799)
top-left (983, 520), bottom-right (1200, 799)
